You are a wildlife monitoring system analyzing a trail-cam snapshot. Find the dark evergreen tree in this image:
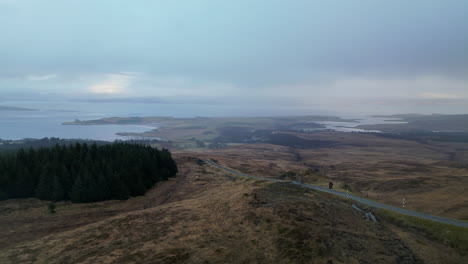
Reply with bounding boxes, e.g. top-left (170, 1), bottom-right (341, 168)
top-left (70, 174), bottom-right (85, 203)
top-left (0, 142), bottom-right (178, 203)
top-left (96, 173), bottom-right (110, 201)
top-left (48, 202), bottom-right (56, 214)
top-left (36, 168), bottom-right (53, 200)
top-left (110, 174), bottom-right (130, 200)
top-left (51, 174), bottom-right (65, 201)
